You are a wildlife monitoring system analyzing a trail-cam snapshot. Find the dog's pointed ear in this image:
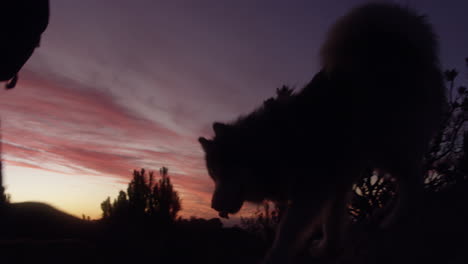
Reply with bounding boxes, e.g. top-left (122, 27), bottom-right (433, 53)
top-left (198, 137), bottom-right (212, 151)
top-left (213, 122), bottom-right (230, 136)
